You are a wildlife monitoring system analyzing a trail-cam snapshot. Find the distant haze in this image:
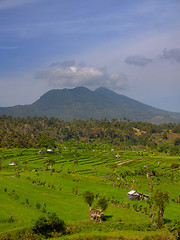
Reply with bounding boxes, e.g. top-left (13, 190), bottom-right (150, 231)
top-left (0, 0), bottom-right (180, 112)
